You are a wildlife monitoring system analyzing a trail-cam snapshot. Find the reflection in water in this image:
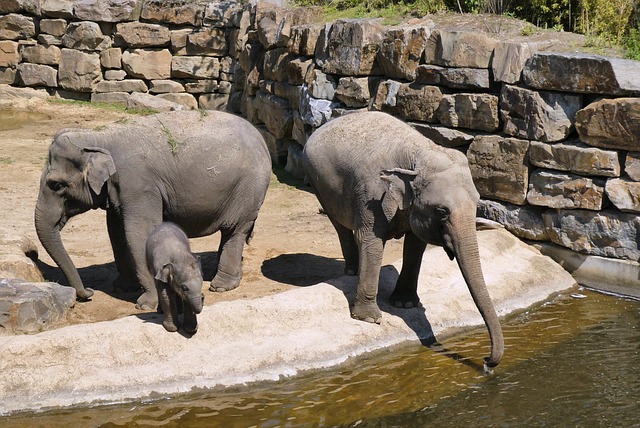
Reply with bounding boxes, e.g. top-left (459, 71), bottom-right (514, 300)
top-left (2, 289), bottom-right (638, 427)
